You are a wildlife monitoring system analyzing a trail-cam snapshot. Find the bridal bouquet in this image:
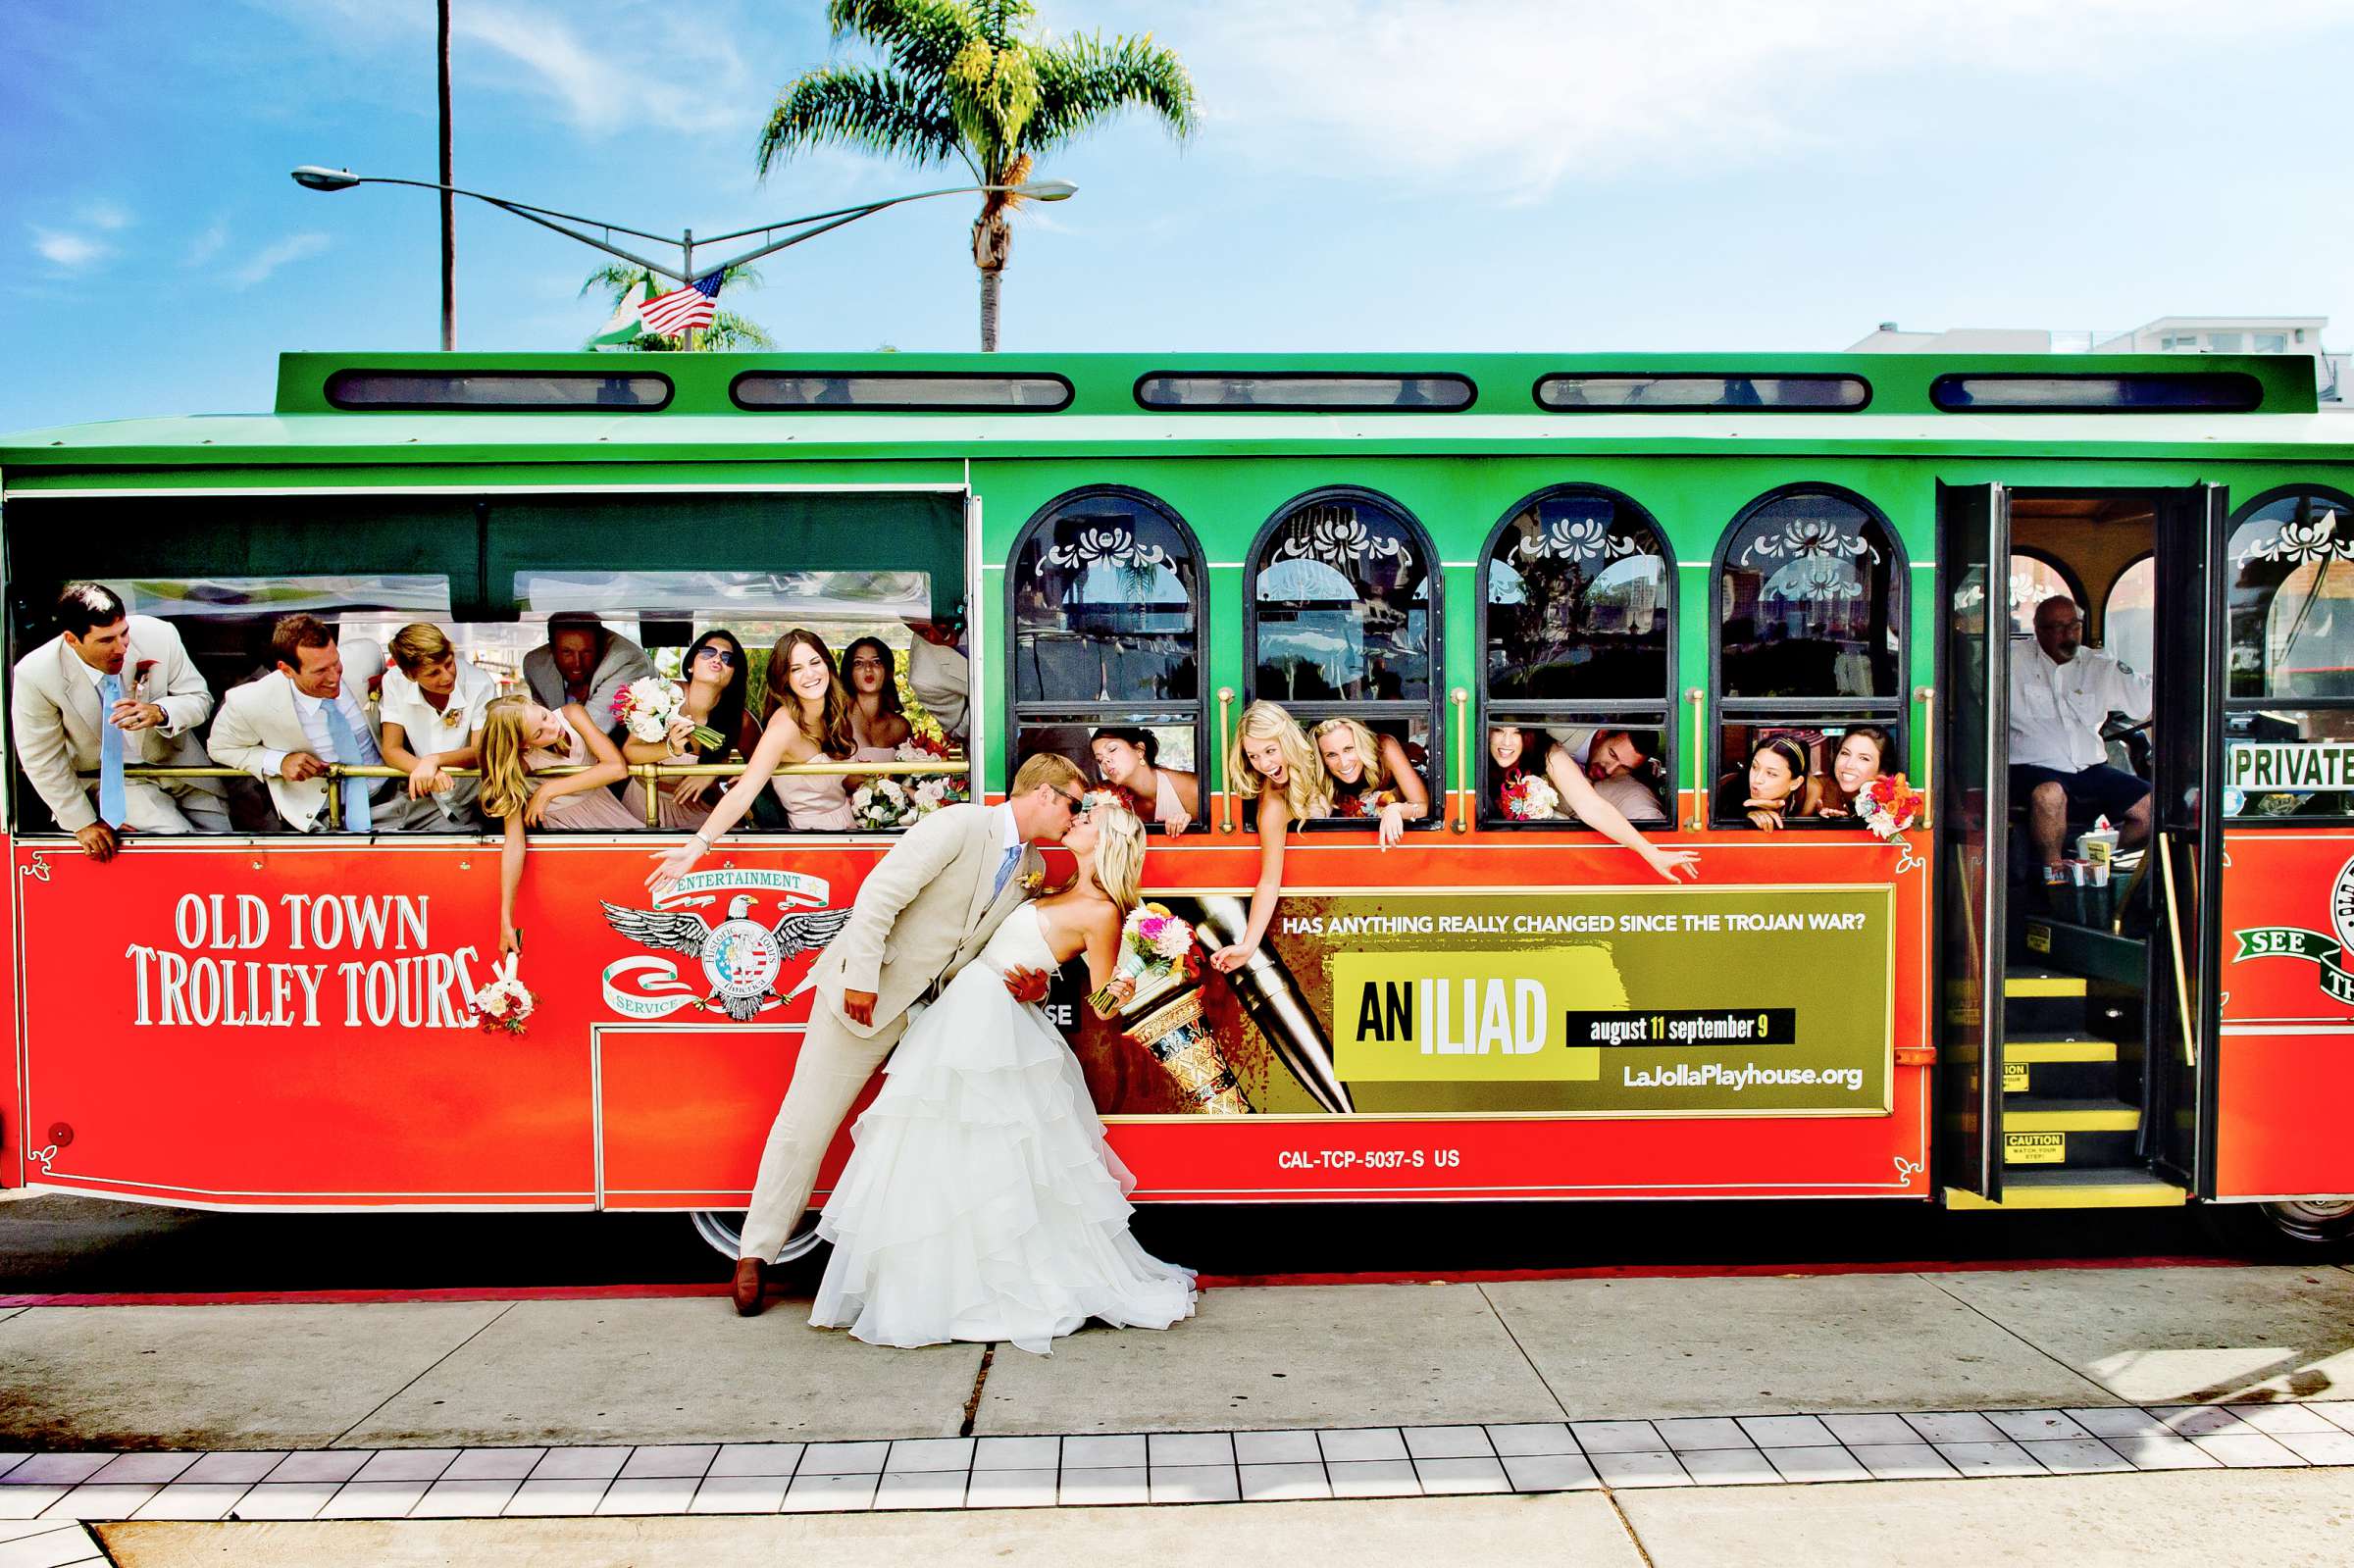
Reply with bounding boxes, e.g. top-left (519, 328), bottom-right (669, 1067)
top-left (1856, 772), bottom-right (1924, 841)
top-left (850, 776), bottom-right (924, 830)
top-left (471, 953), bottom-right (536, 1037)
top-left (1501, 774), bottom-right (1561, 821)
top-left (613, 678), bottom-right (723, 750)
top-left (1089, 902), bottom-right (1200, 1018)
